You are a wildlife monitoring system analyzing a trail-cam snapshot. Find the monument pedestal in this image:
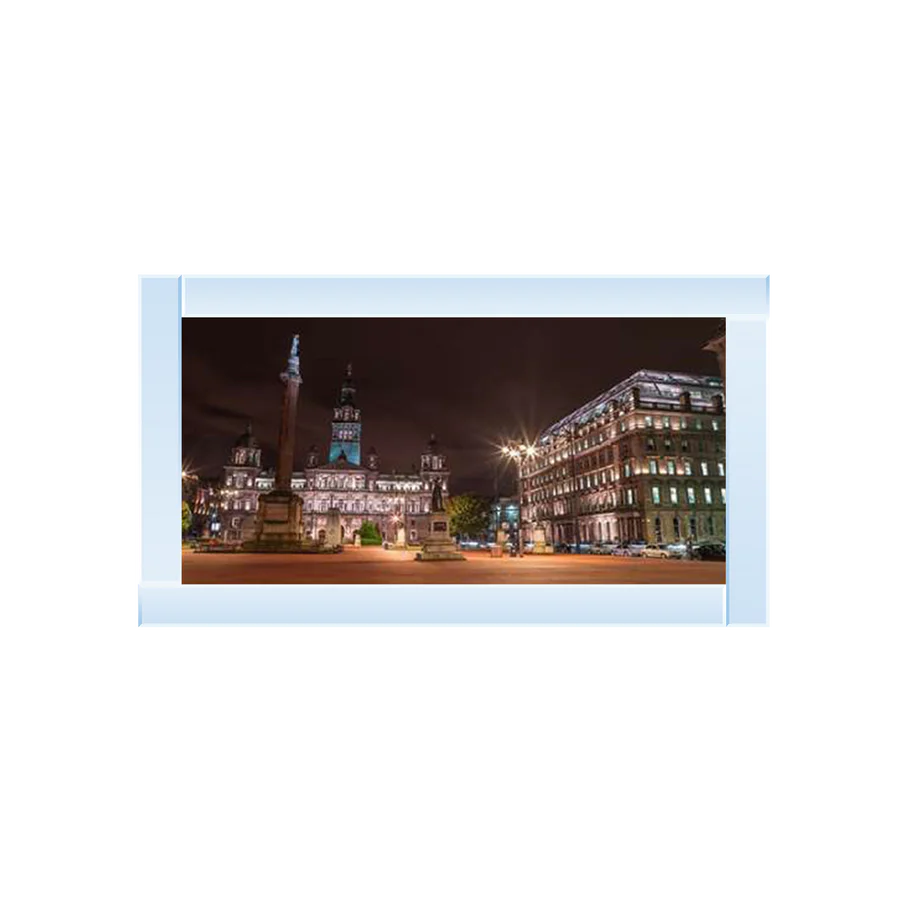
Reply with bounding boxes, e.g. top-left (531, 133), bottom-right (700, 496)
top-left (530, 526), bottom-right (553, 554)
top-left (241, 491), bottom-right (320, 552)
top-left (415, 512), bottom-right (465, 562)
